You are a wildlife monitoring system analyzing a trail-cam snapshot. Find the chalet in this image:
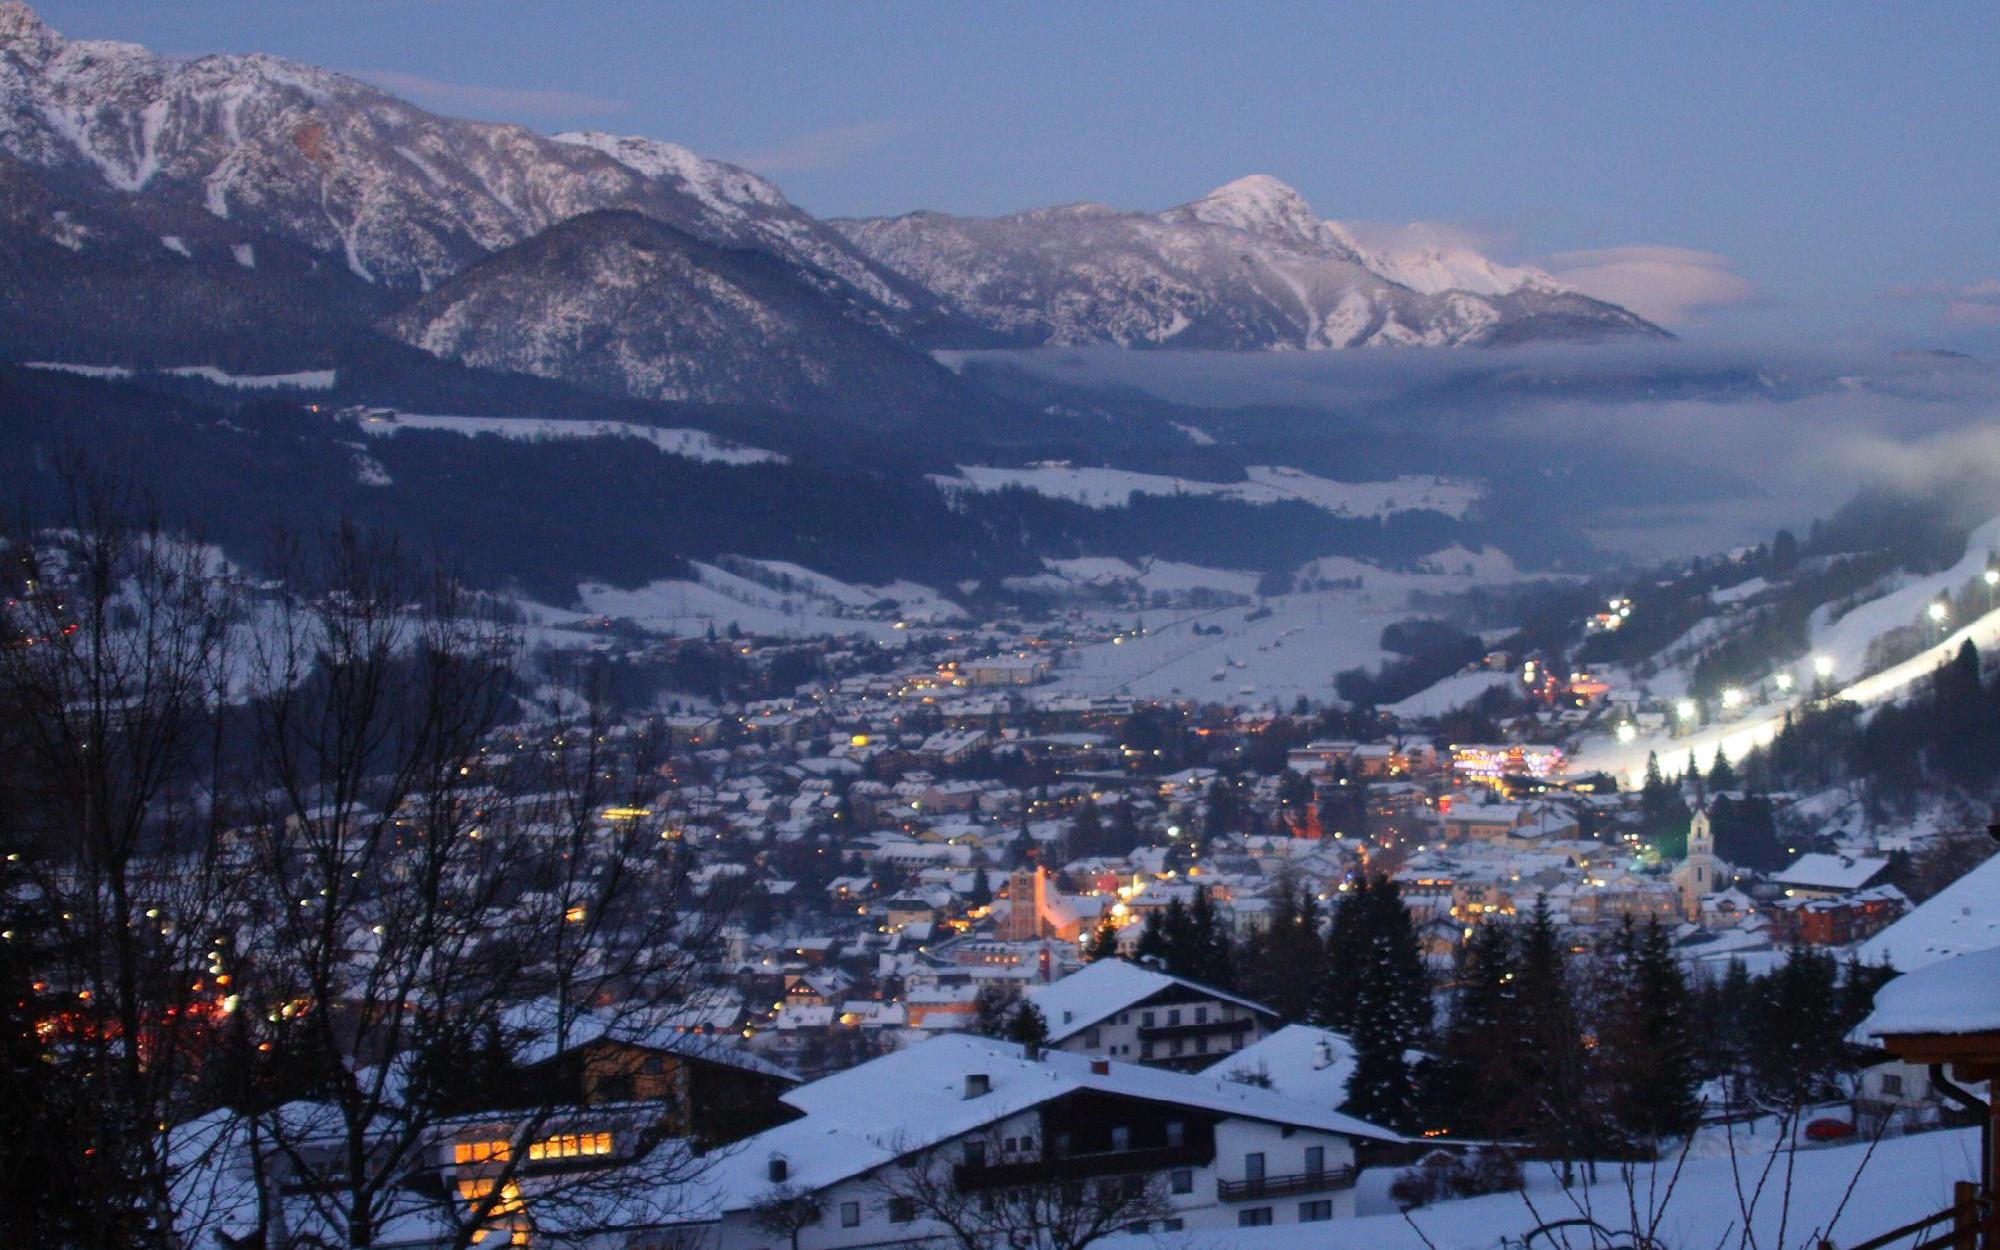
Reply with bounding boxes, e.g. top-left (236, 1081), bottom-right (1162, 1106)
top-left (1771, 852), bottom-right (1892, 900)
top-left (1028, 958), bottom-right (1282, 1070)
top-left (695, 1034), bottom-right (1404, 1250)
